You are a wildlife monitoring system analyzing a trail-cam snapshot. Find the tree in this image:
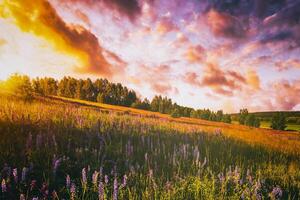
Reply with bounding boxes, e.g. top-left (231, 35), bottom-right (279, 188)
top-left (245, 114), bottom-right (260, 127)
top-left (171, 108), bottom-right (180, 118)
top-left (271, 113), bottom-right (287, 130)
top-left (216, 110), bottom-right (223, 122)
top-left (239, 108), bottom-right (249, 125)
top-left (222, 114), bottom-right (232, 124)
top-left (5, 74), bottom-right (33, 100)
